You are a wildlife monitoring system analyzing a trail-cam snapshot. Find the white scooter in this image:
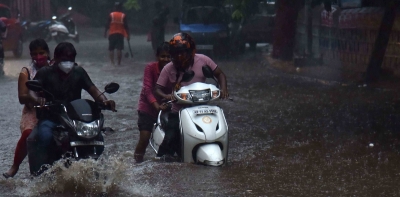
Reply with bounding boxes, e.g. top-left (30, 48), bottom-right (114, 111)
top-left (49, 7), bottom-right (79, 43)
top-left (150, 66), bottom-right (229, 166)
